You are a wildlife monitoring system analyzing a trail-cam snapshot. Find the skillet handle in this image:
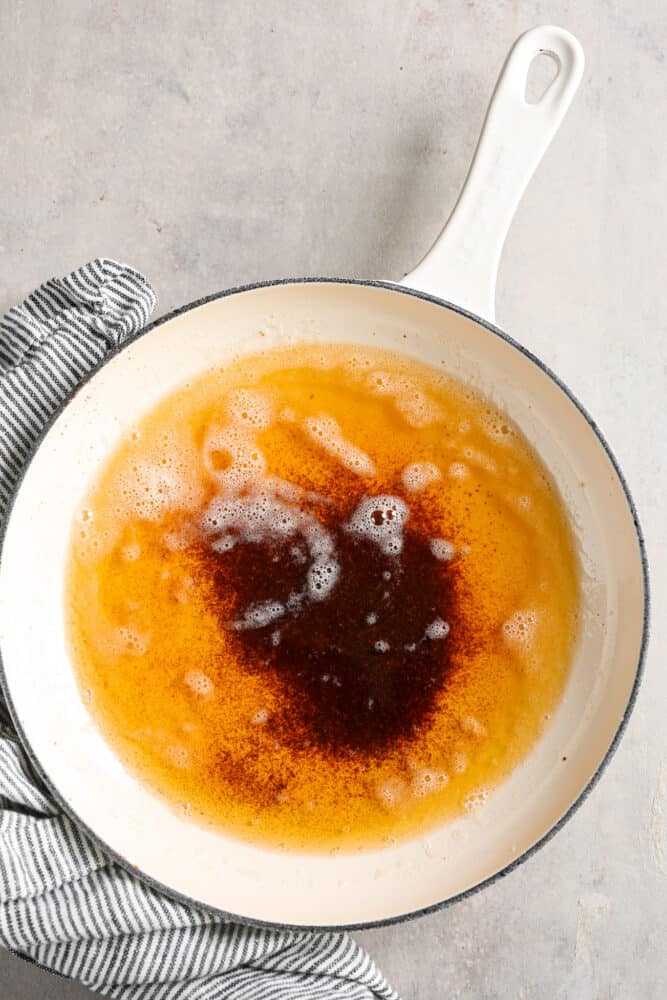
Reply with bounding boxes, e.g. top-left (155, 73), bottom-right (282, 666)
top-left (401, 25), bottom-right (584, 323)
